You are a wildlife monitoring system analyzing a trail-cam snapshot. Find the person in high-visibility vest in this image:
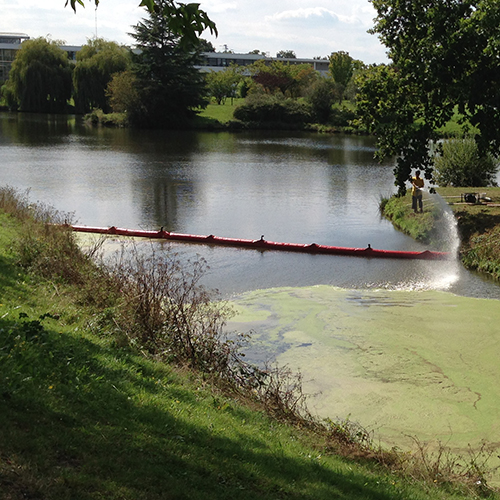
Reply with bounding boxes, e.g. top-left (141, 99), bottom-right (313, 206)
top-left (411, 170), bottom-right (424, 213)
